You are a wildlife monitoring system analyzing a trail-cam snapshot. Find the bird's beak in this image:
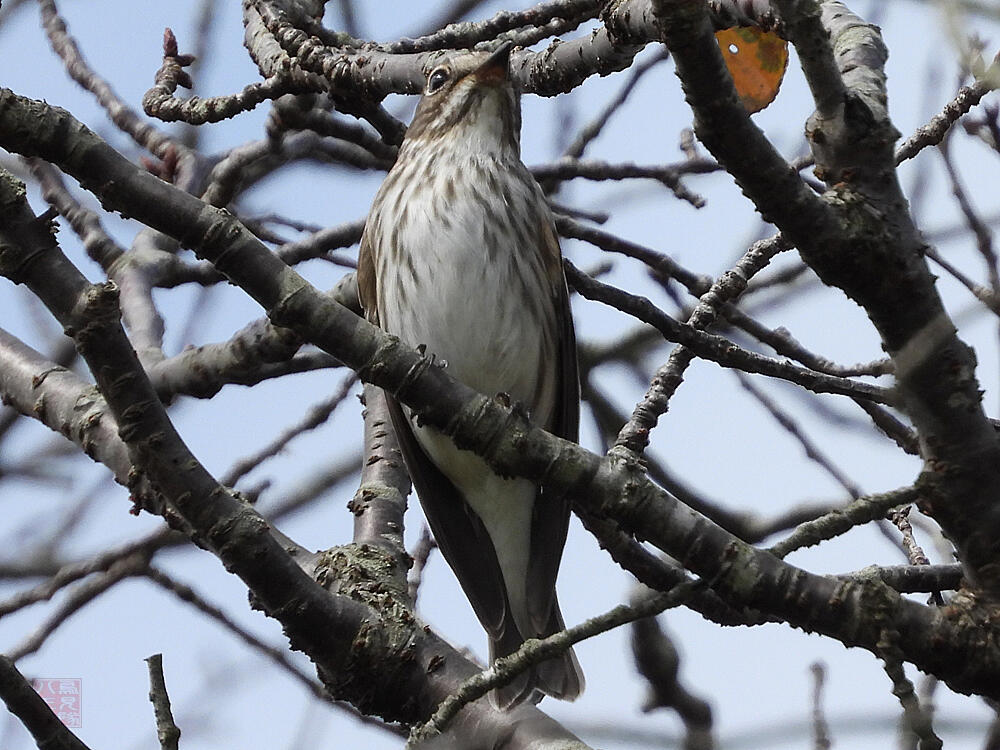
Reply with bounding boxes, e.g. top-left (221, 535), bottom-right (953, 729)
top-left (473, 42), bottom-right (513, 86)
